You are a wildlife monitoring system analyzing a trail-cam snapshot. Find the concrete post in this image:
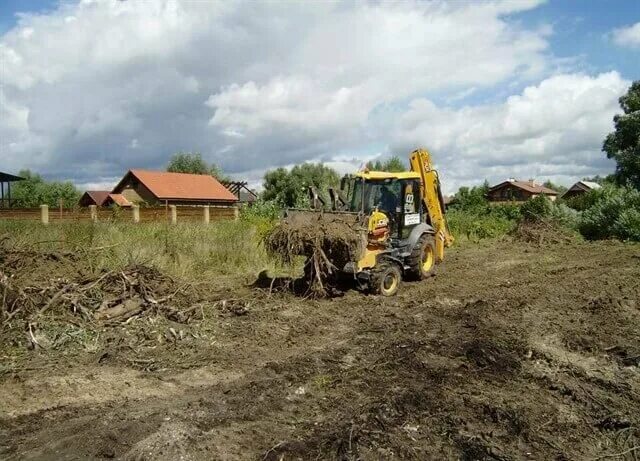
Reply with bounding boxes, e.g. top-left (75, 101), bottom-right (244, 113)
top-left (89, 205), bottom-right (98, 222)
top-left (169, 205), bottom-right (177, 225)
top-left (203, 205), bottom-right (210, 225)
top-left (40, 205), bottom-right (49, 225)
top-left (132, 205), bottom-right (140, 223)
top-left (233, 206), bottom-right (239, 221)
